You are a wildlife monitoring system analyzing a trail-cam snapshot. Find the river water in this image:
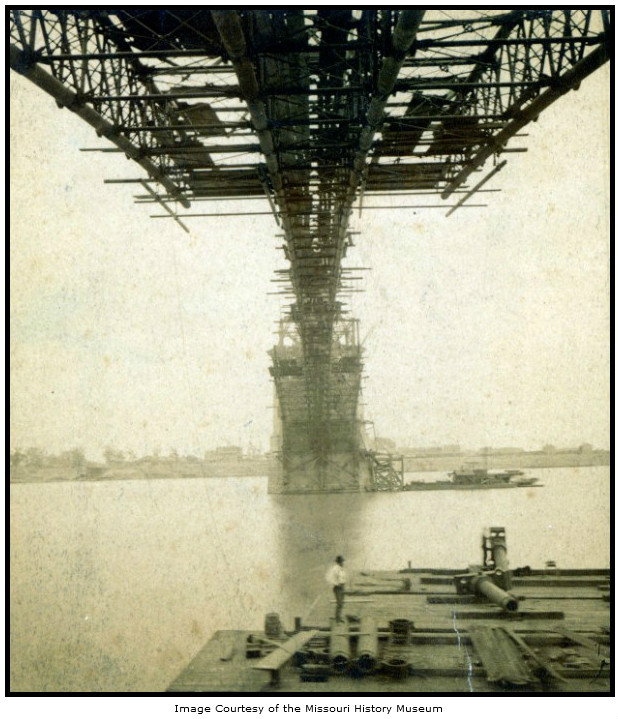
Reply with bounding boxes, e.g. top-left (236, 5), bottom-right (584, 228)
top-left (9, 466), bottom-right (609, 692)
